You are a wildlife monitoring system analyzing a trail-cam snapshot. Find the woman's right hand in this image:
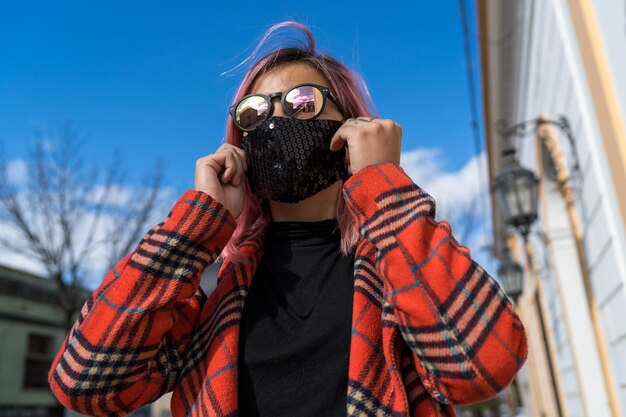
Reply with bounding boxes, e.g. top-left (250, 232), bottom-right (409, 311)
top-left (195, 143), bottom-right (248, 218)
